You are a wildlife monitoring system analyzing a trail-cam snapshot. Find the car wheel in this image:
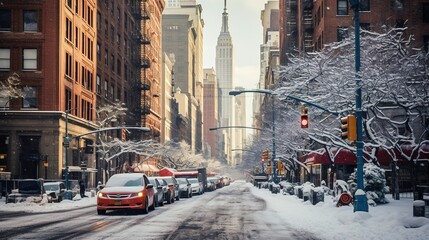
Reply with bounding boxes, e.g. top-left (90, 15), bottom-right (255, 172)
top-left (167, 191), bottom-right (172, 204)
top-left (154, 196), bottom-right (159, 207)
top-left (142, 197), bottom-right (149, 214)
top-left (58, 195), bottom-right (63, 202)
top-left (149, 196), bottom-right (156, 211)
top-left (176, 192), bottom-right (180, 201)
top-left (160, 195), bottom-right (164, 206)
top-left (97, 209), bottom-right (106, 215)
